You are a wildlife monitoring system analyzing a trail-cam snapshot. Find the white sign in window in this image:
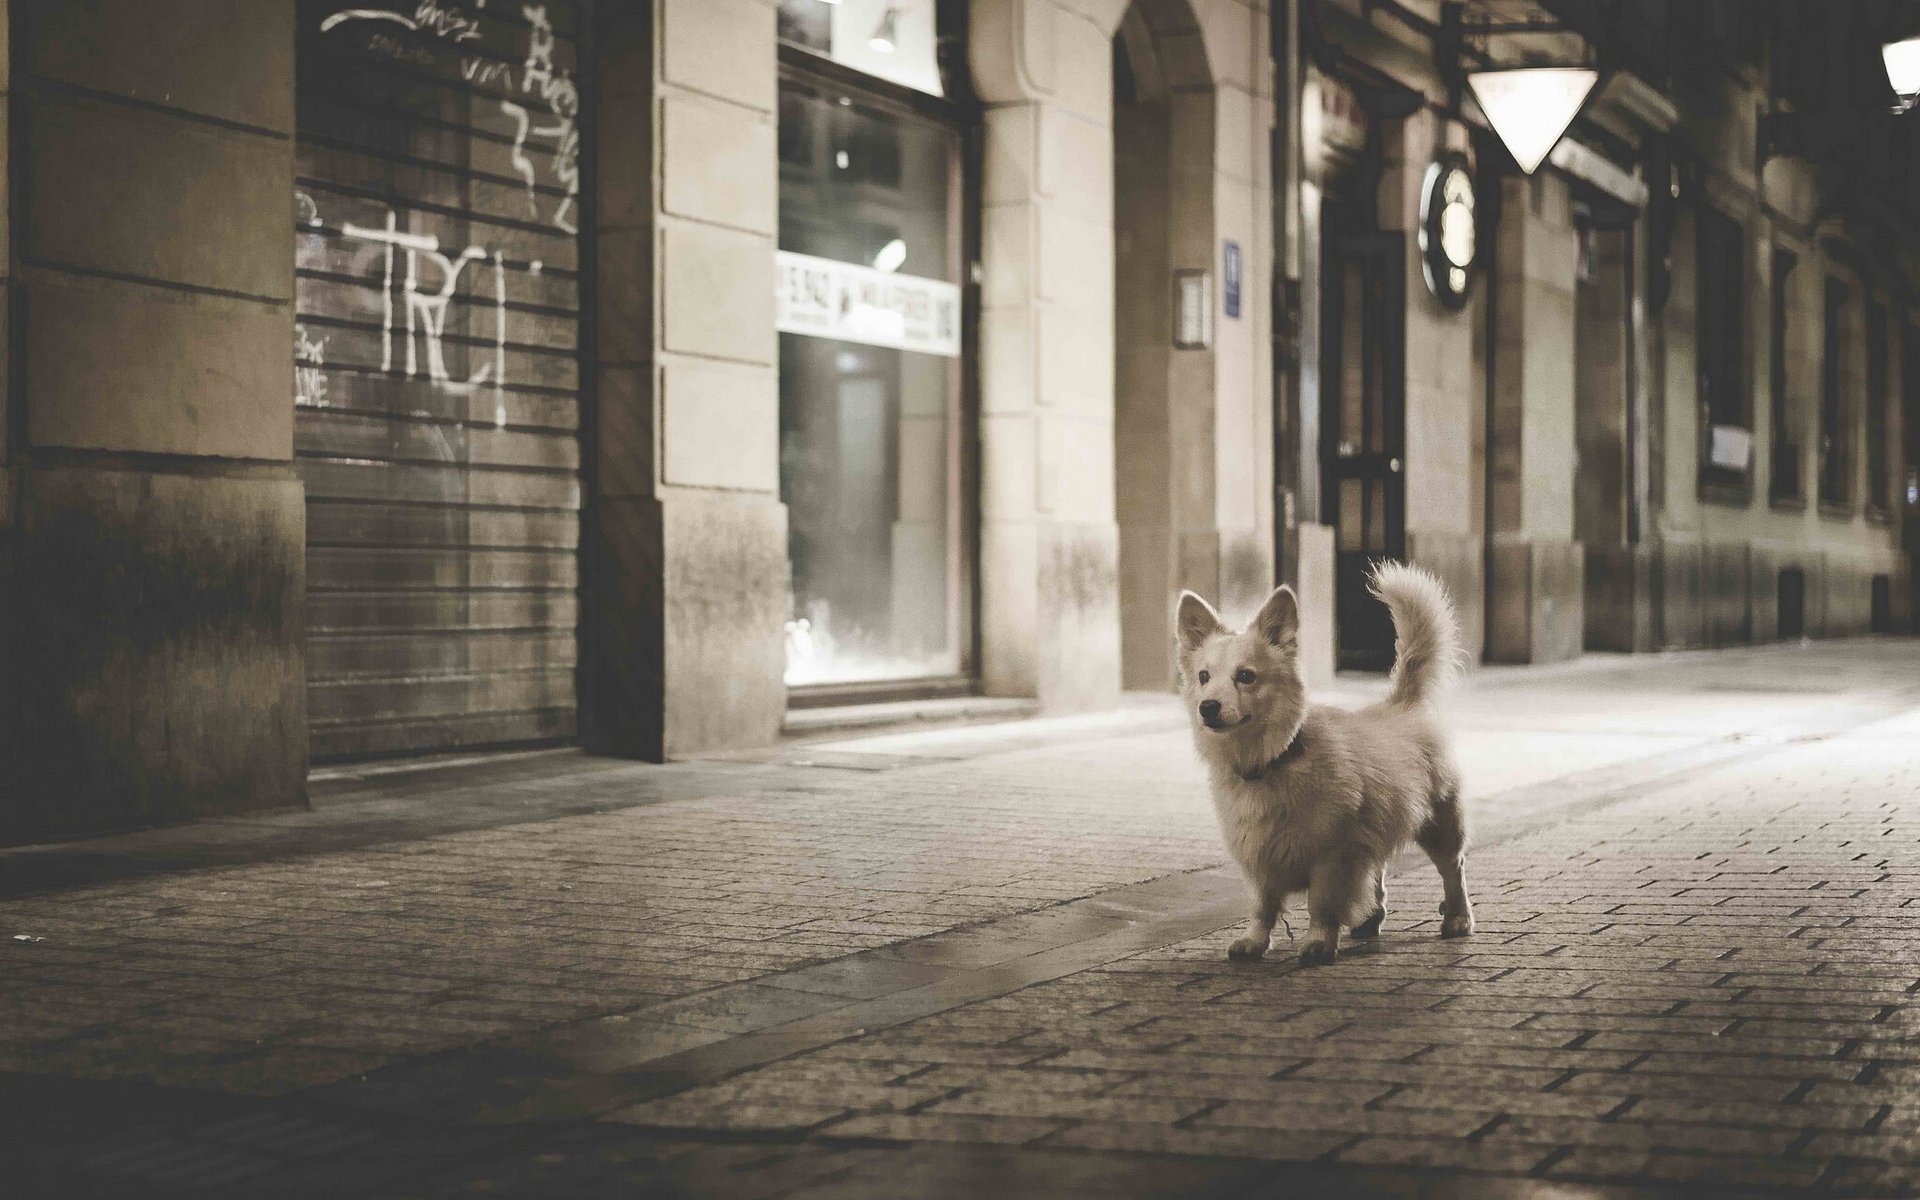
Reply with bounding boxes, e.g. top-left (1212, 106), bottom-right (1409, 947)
top-left (1709, 424), bottom-right (1753, 472)
top-left (776, 250), bottom-right (962, 358)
